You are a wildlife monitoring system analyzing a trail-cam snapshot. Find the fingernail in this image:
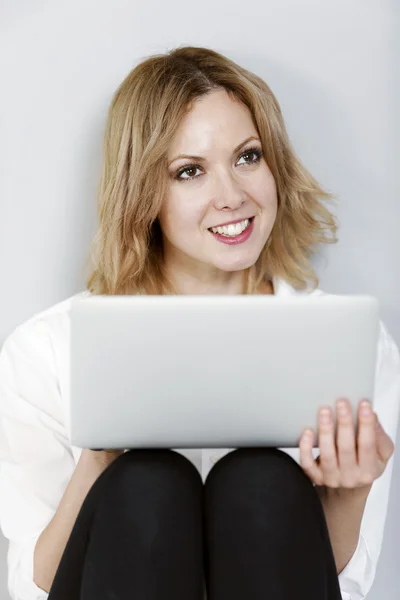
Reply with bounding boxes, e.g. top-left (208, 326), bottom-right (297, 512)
top-left (320, 408), bottom-right (331, 423)
top-left (337, 400), bottom-right (348, 416)
top-left (360, 401), bottom-right (372, 415)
